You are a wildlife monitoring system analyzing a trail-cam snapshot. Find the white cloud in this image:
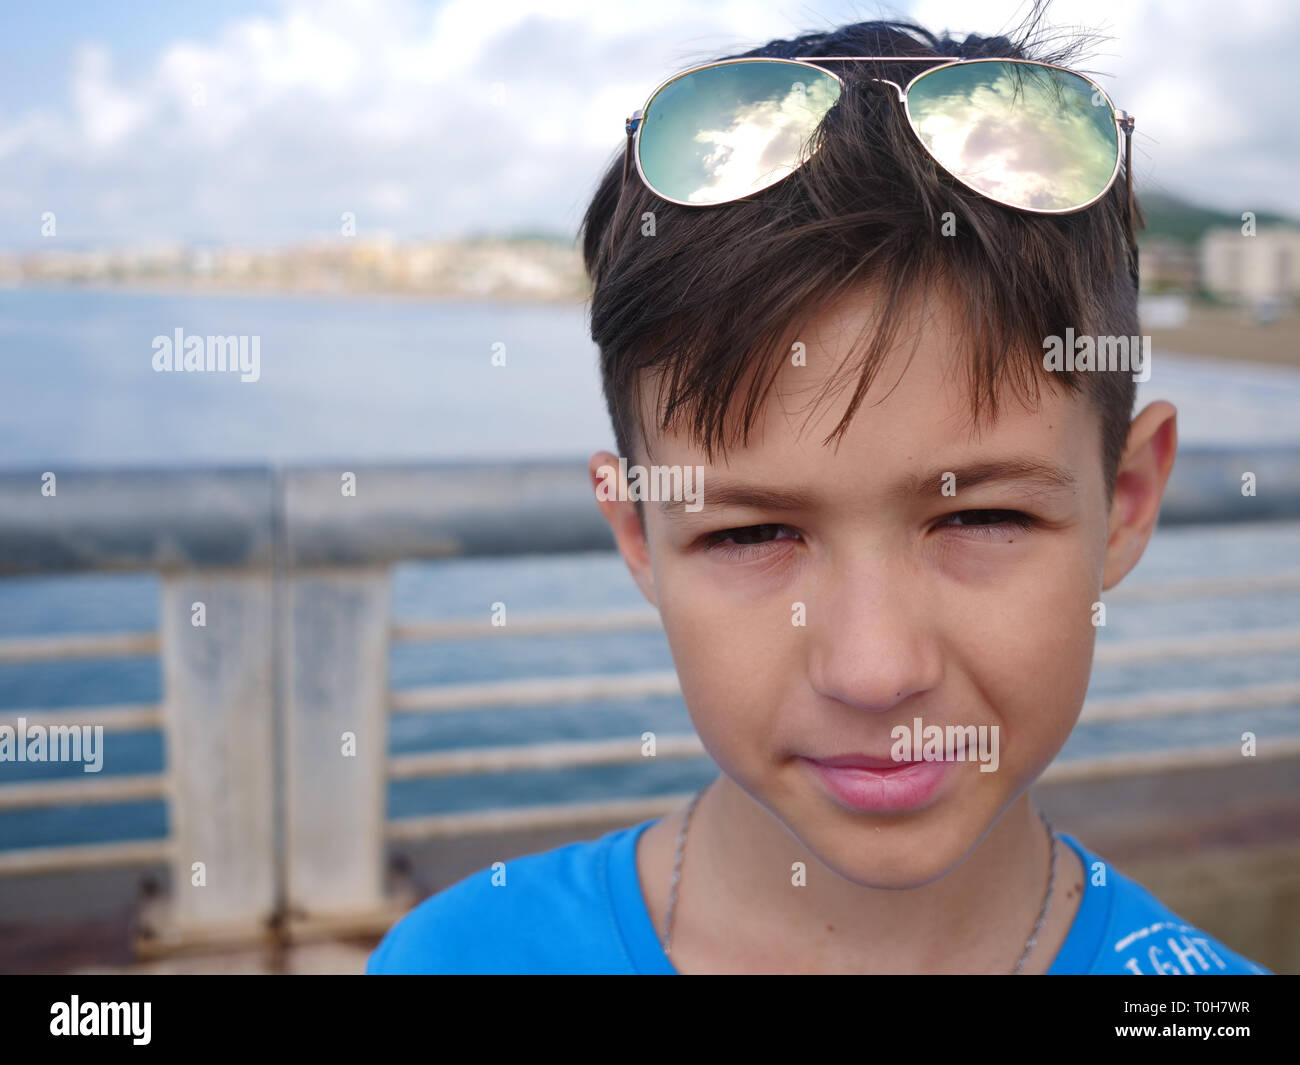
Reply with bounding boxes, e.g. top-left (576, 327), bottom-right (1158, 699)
top-left (1, 0), bottom-right (1296, 247)
top-left (73, 45), bottom-right (151, 151)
